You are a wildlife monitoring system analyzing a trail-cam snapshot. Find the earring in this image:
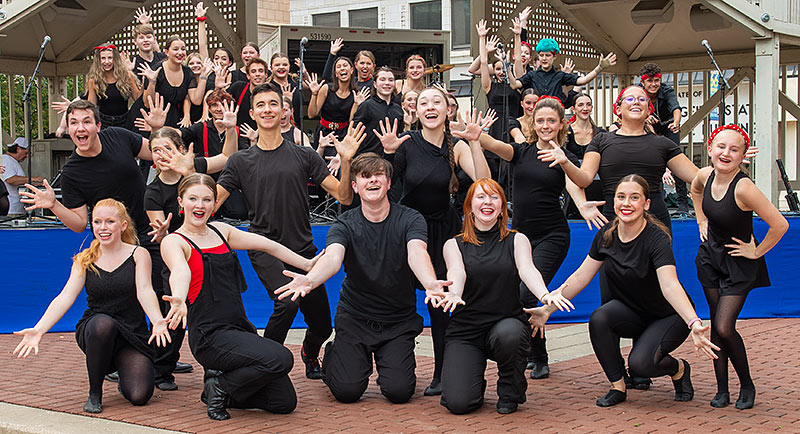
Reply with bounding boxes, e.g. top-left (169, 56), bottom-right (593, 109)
top-left (179, 208), bottom-right (184, 215)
